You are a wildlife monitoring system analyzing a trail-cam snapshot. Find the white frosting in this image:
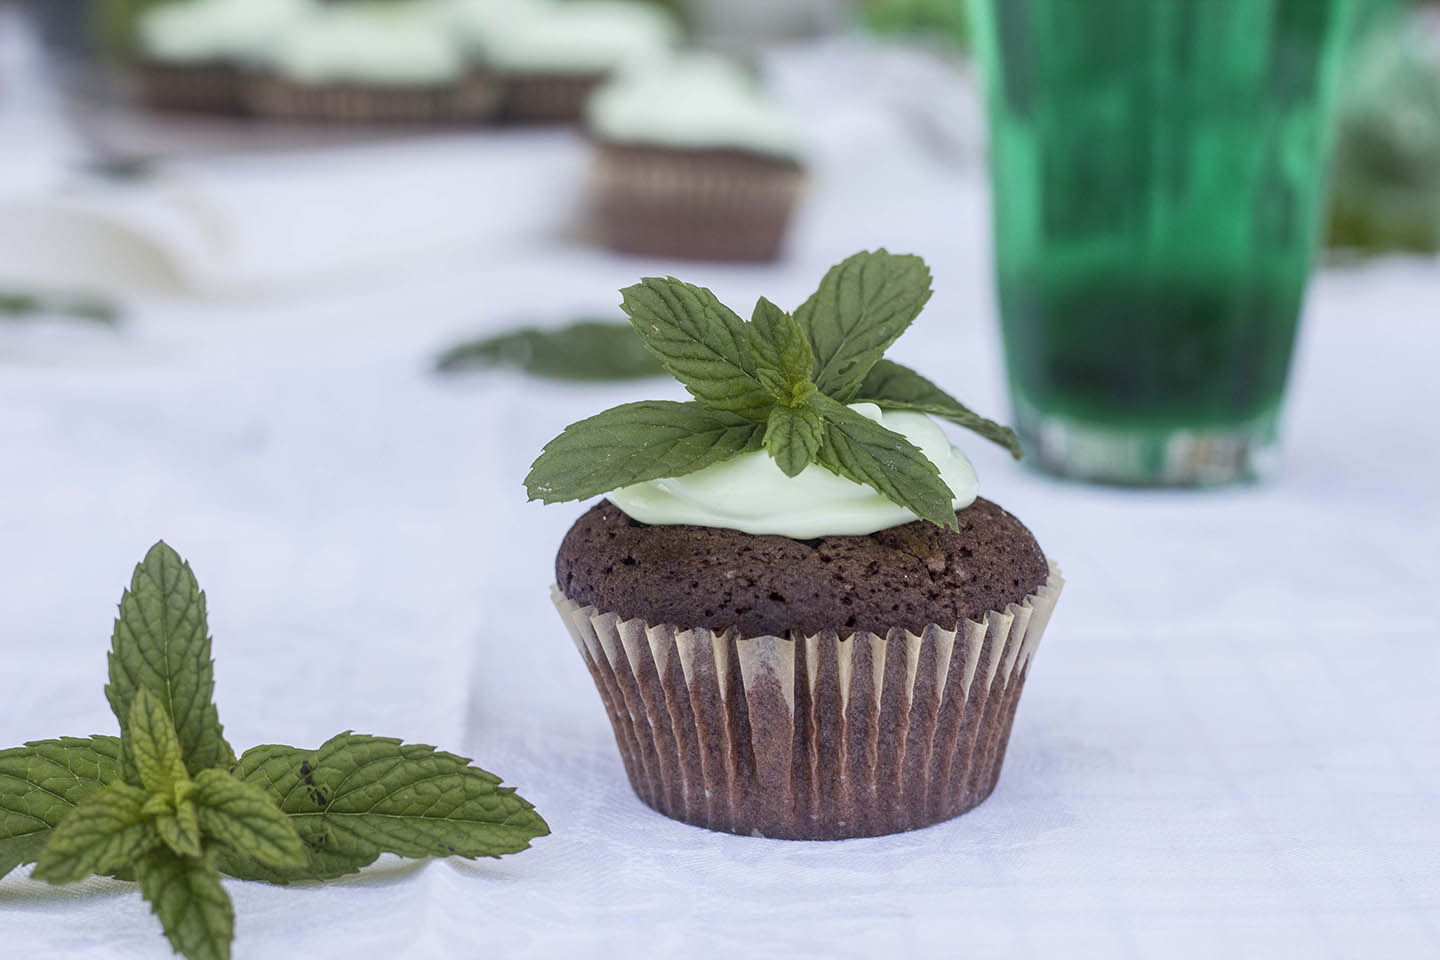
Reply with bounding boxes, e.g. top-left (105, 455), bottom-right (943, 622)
top-left (607, 405), bottom-right (979, 538)
top-left (586, 53), bottom-right (802, 158)
top-left (474, 1), bottom-right (678, 73)
top-left (446, 0), bottom-right (549, 58)
top-left (139, 0), bottom-right (309, 65)
top-left (266, 1), bottom-right (465, 85)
